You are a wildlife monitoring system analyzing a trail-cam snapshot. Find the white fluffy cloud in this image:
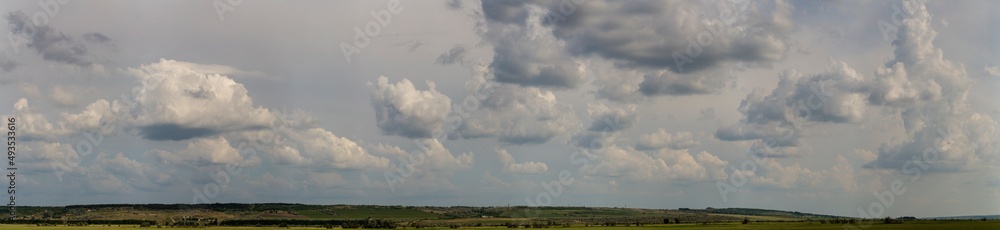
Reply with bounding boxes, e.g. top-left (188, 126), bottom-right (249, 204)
top-left (11, 98), bottom-right (68, 140)
top-left (414, 139), bottom-right (474, 173)
top-left (282, 128), bottom-right (391, 170)
top-left (584, 144), bottom-right (728, 183)
top-left (635, 128), bottom-right (699, 151)
top-left (368, 76), bottom-right (452, 139)
top-left (496, 148), bottom-right (548, 175)
top-left (127, 59), bottom-right (279, 141)
top-left (147, 136), bottom-right (244, 166)
top-left (863, 1), bottom-right (998, 172)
